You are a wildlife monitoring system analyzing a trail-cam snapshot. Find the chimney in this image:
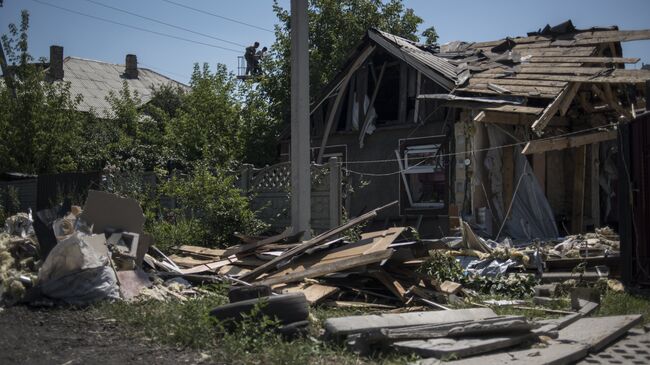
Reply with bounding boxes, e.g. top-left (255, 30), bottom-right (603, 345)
top-left (49, 45), bottom-right (64, 80)
top-left (125, 54), bottom-right (138, 79)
